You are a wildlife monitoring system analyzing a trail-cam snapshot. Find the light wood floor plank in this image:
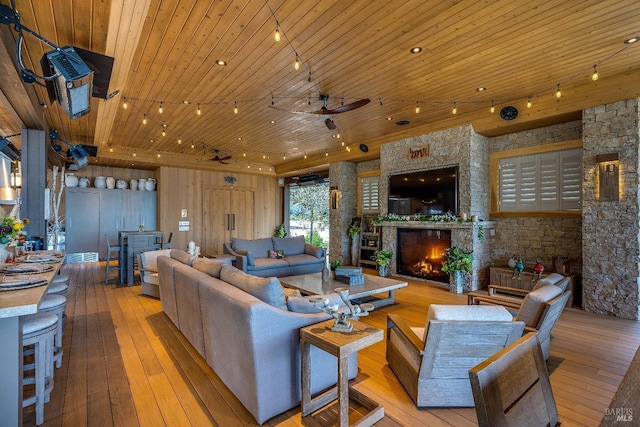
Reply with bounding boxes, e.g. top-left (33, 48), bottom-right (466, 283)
top-left (33, 262), bottom-right (640, 426)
